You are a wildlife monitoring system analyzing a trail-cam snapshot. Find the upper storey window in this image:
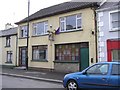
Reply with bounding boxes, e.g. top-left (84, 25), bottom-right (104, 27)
top-left (60, 14), bottom-right (82, 32)
top-left (32, 21), bottom-right (48, 36)
top-left (20, 25), bottom-right (28, 38)
top-left (109, 10), bottom-right (120, 31)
